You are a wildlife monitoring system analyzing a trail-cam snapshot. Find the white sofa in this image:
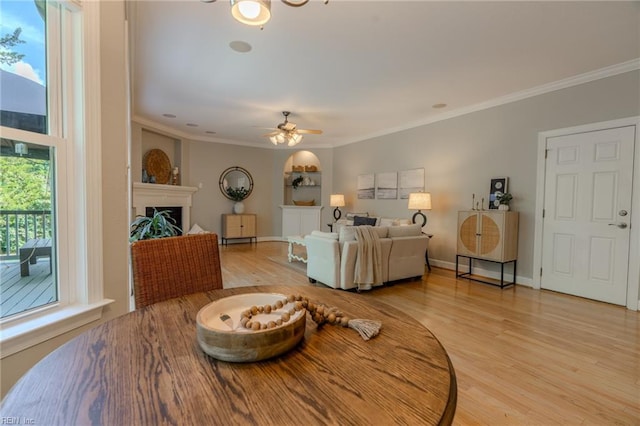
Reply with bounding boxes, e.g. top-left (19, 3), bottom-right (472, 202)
top-left (304, 222), bottom-right (429, 291)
